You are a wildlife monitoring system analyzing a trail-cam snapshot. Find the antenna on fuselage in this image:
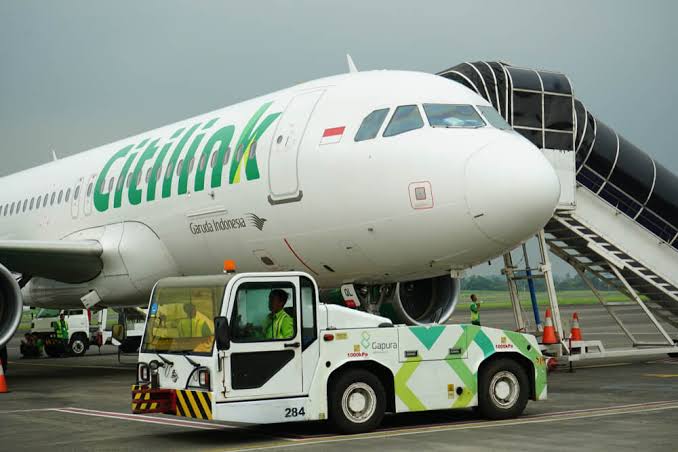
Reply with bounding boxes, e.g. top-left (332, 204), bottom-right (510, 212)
top-left (346, 54), bottom-right (358, 73)
top-left (51, 149), bottom-right (58, 161)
